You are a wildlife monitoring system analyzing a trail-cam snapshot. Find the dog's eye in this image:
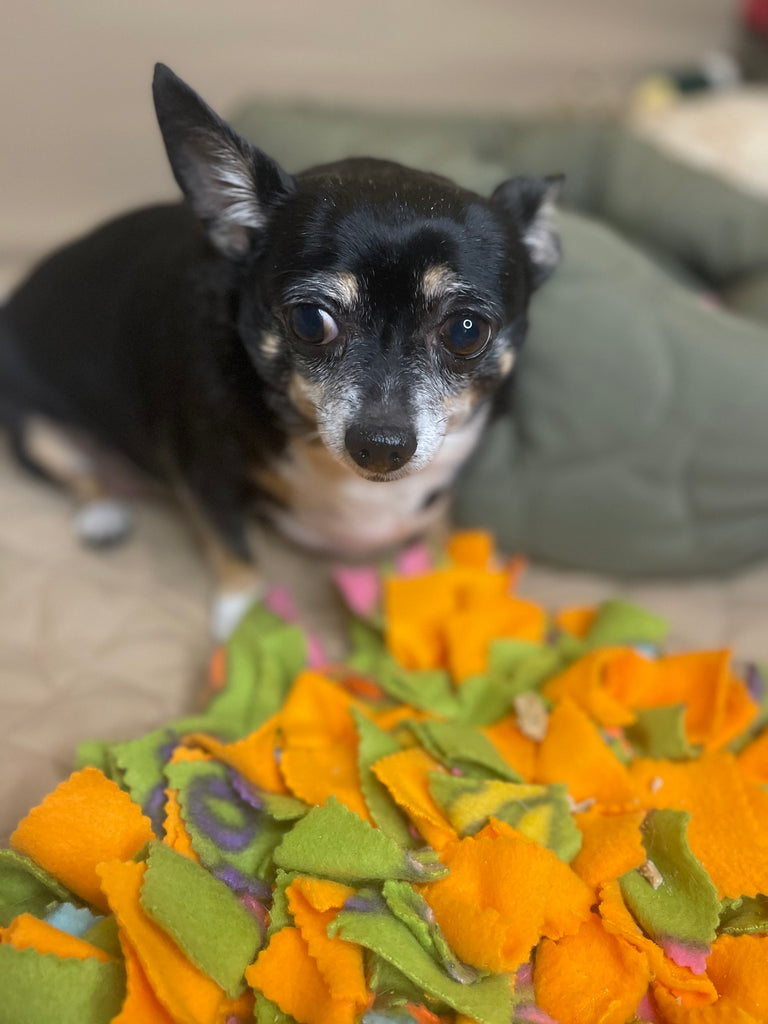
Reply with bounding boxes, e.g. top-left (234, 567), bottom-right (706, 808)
top-left (439, 314), bottom-right (491, 357)
top-left (290, 305), bottom-right (339, 345)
